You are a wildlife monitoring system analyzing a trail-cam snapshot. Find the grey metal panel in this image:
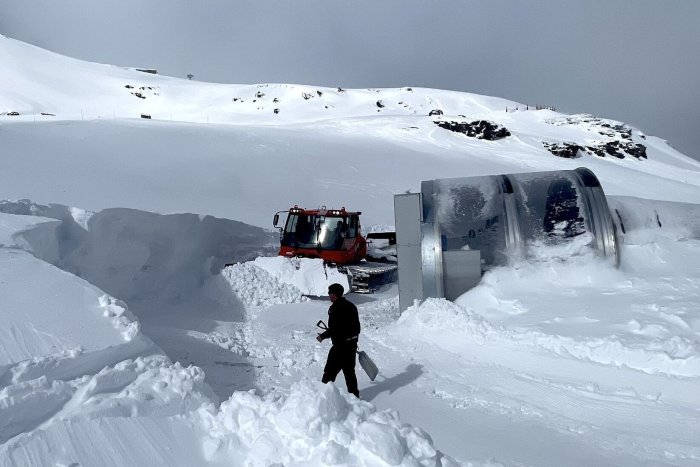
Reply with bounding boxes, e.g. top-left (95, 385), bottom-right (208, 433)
top-left (500, 175), bottom-right (524, 262)
top-left (421, 222), bottom-right (443, 299)
top-left (573, 168), bottom-right (619, 266)
top-left (394, 193), bottom-right (424, 313)
top-left (442, 250), bottom-right (482, 301)
top-left (421, 180), bottom-right (436, 223)
top-left (588, 186), bottom-right (619, 265)
top-left (419, 179), bottom-right (443, 300)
